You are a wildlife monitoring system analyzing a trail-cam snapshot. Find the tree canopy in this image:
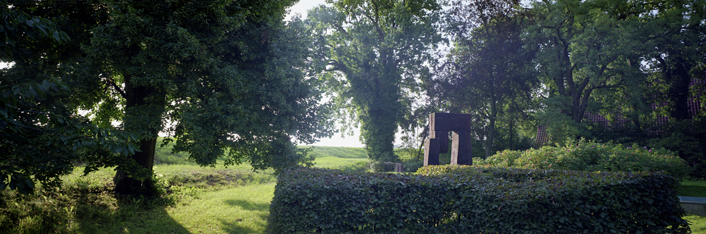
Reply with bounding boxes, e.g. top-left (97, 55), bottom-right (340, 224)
top-left (431, 0), bottom-right (538, 157)
top-left (1, 0), bottom-right (138, 194)
top-left (428, 0), bottom-right (705, 177)
top-left (1, 0), bottom-right (332, 195)
top-left (309, 0), bottom-right (443, 162)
